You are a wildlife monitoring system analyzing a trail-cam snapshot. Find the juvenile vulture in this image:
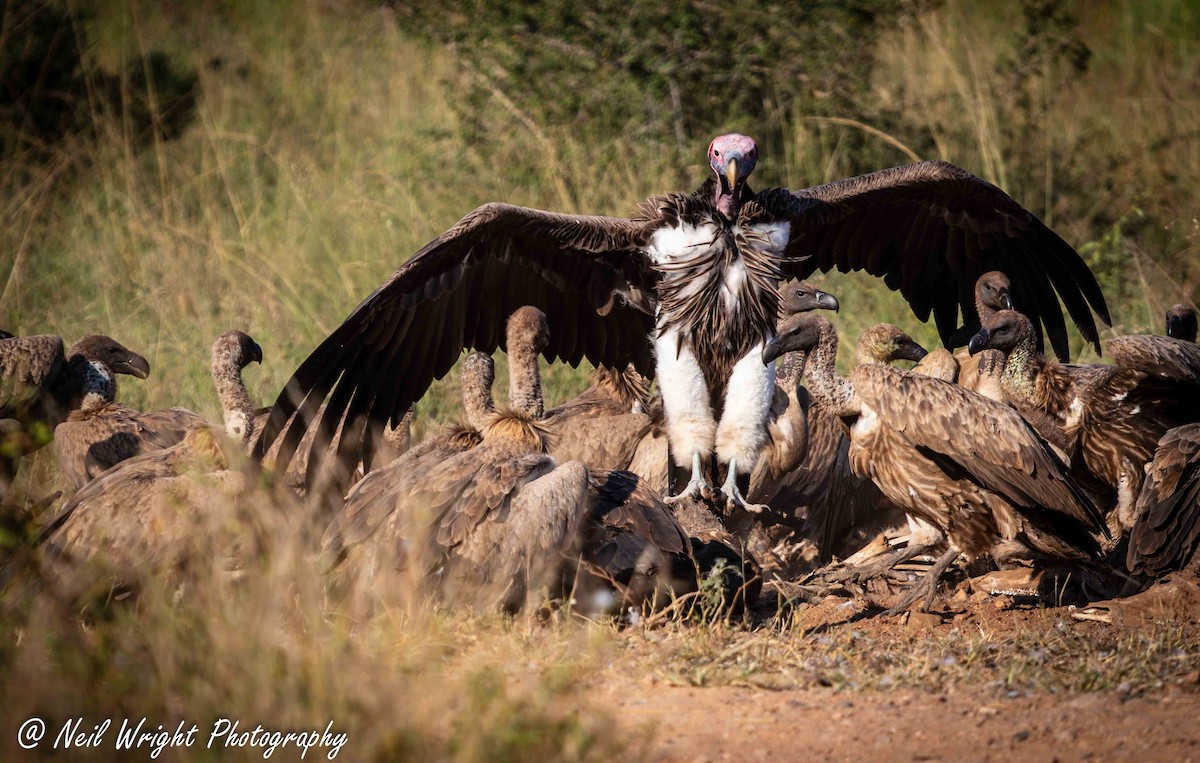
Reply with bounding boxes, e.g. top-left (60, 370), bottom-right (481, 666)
top-left (542, 364), bottom-right (654, 474)
top-left (0, 334), bottom-right (150, 436)
top-left (256, 134), bottom-right (1110, 510)
top-left (970, 309), bottom-right (1200, 535)
top-left (322, 351), bottom-right (496, 566)
top-left (36, 334), bottom-right (266, 592)
top-left (768, 314), bottom-right (1106, 612)
top-left (954, 271), bottom-right (1013, 392)
top-left (1166, 304), bottom-right (1198, 343)
top-left (53, 332), bottom-right (262, 490)
top-left (327, 307), bottom-right (591, 613)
